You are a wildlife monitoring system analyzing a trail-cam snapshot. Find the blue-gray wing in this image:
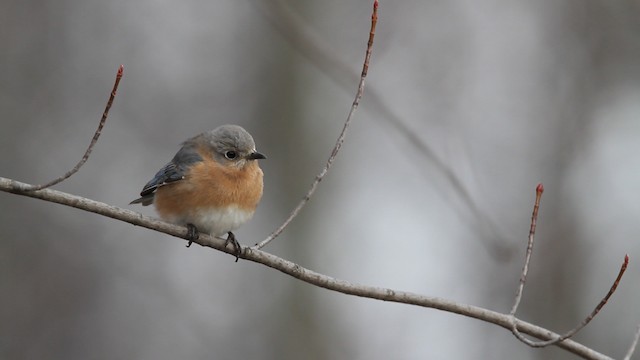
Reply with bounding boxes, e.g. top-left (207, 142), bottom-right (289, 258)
top-left (130, 145), bottom-right (203, 205)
